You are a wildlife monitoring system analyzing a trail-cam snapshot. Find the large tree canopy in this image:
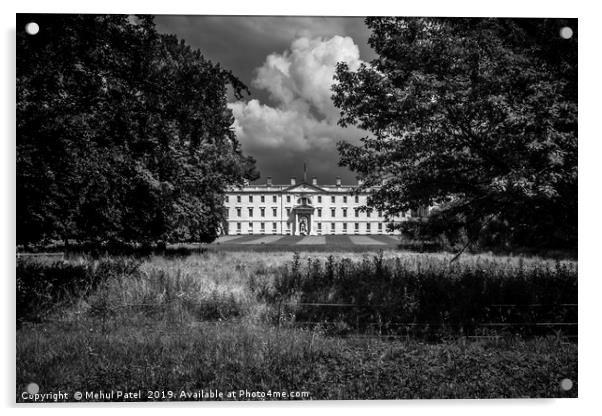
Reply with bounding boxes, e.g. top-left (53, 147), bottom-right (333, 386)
top-left (333, 18), bottom-right (577, 250)
top-left (17, 14), bottom-right (258, 246)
